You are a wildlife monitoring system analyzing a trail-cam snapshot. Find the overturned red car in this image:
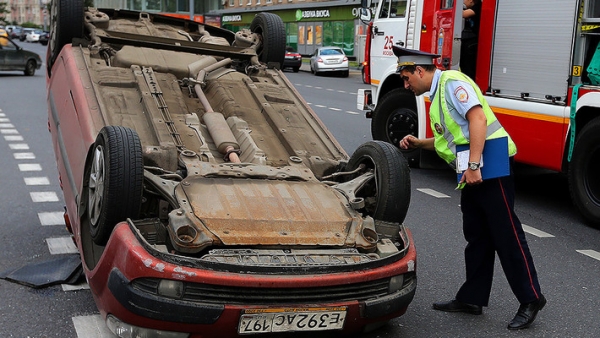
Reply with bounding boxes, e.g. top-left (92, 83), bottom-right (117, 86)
top-left (46, 2), bottom-right (416, 337)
